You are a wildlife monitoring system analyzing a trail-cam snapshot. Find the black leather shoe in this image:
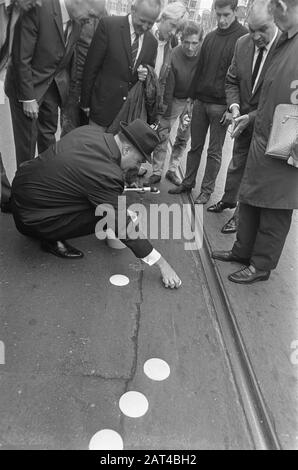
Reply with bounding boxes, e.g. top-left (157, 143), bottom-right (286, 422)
top-left (207, 200), bottom-right (236, 213)
top-left (1, 201), bottom-right (12, 213)
top-left (148, 174), bottom-right (161, 185)
top-left (41, 240), bottom-right (84, 259)
top-left (194, 192), bottom-right (210, 205)
top-left (212, 250), bottom-right (249, 265)
top-left (221, 216), bottom-right (238, 234)
top-left (168, 184), bottom-right (191, 195)
top-left (165, 170), bottom-right (182, 186)
top-left (228, 266), bottom-right (271, 284)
